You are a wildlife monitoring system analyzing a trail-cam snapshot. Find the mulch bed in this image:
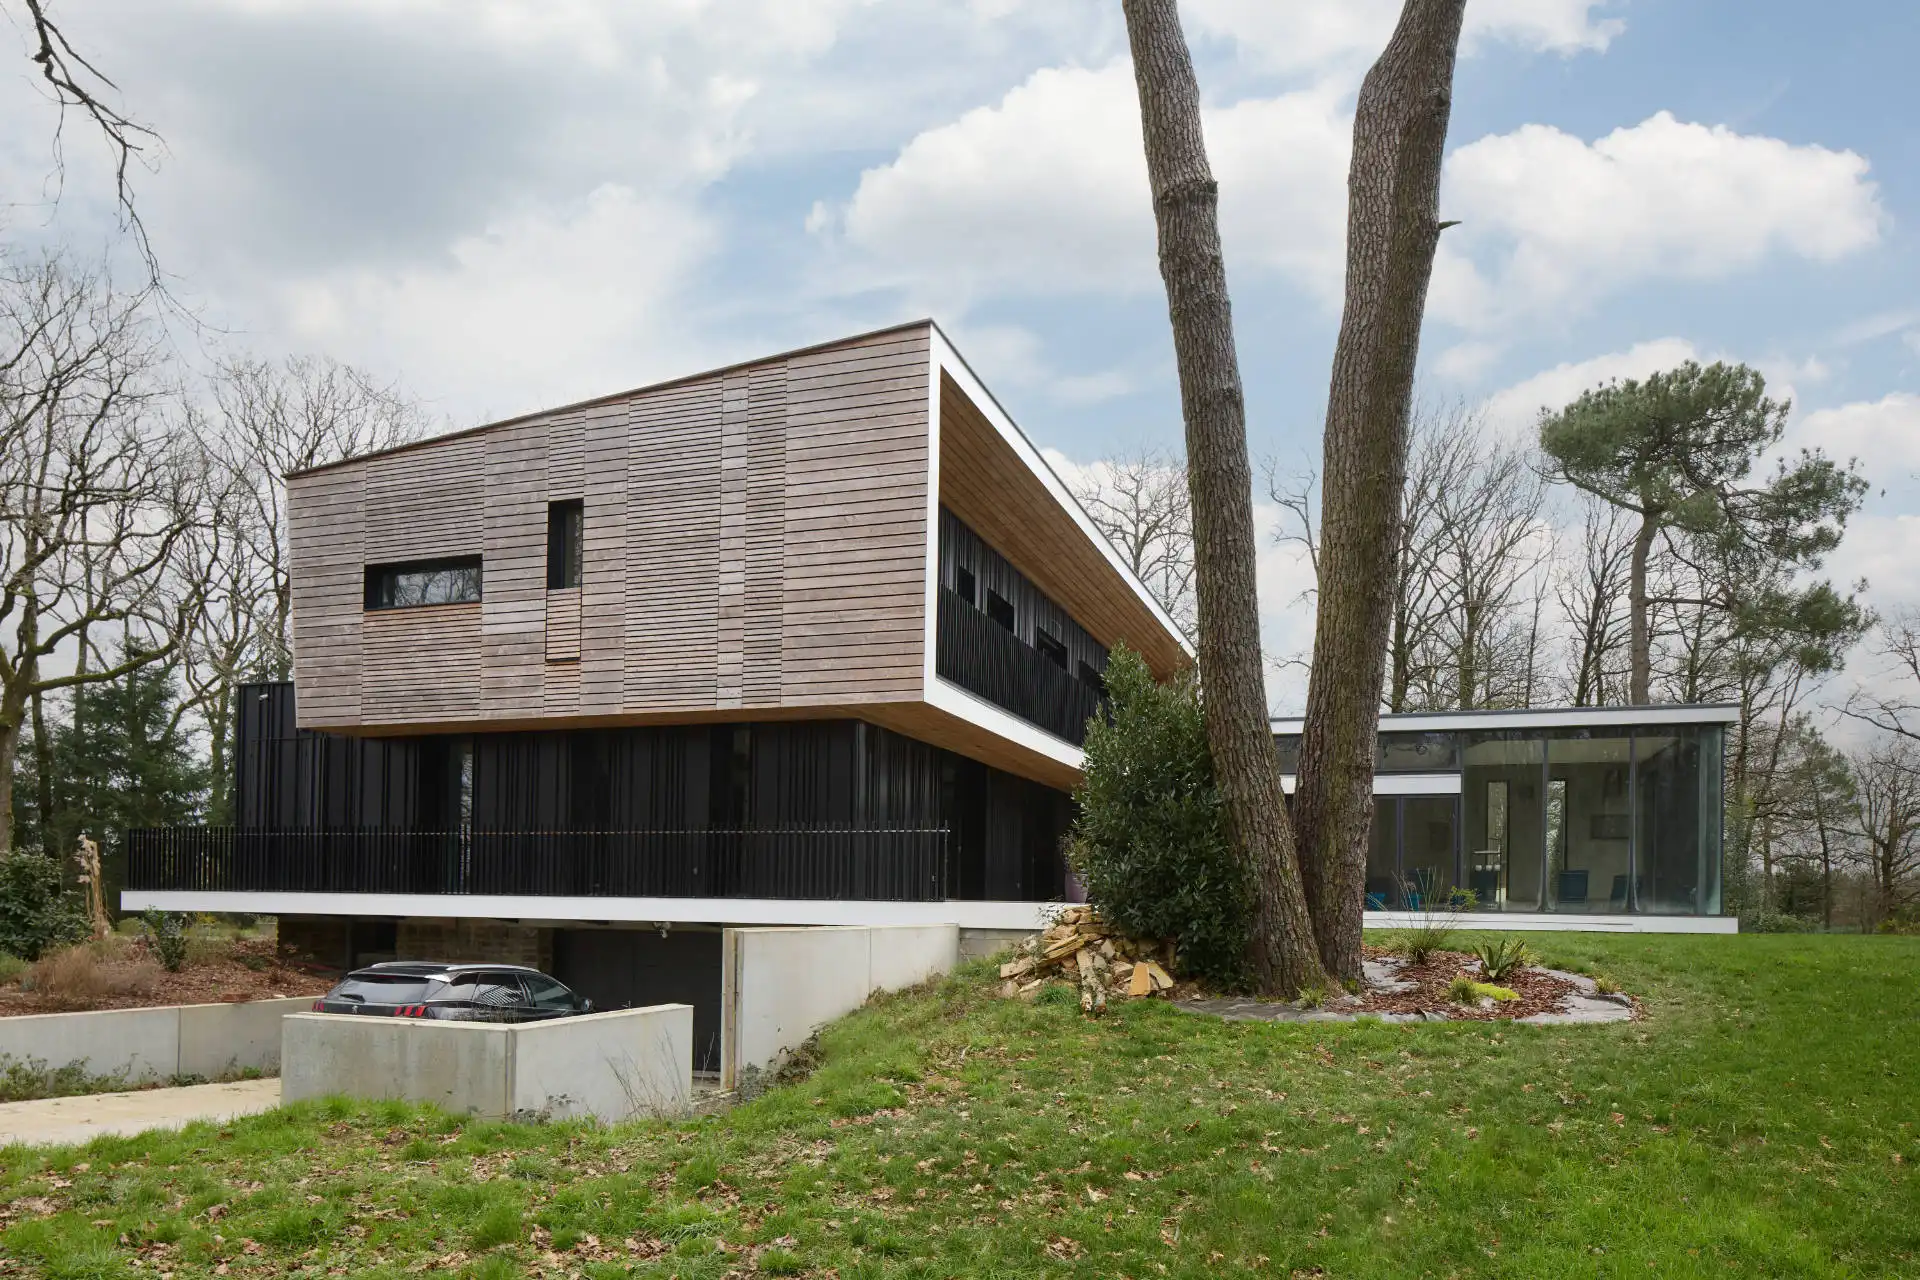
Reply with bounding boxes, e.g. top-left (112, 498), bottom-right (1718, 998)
top-left (0, 938), bottom-right (331, 1016)
top-left (1356, 944), bottom-right (1580, 1021)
